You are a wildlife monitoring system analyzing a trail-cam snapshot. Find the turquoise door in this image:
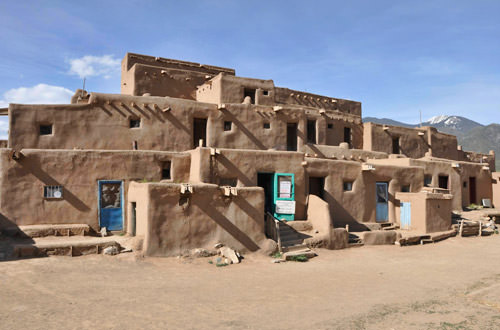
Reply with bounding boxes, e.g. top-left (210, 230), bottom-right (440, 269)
top-left (400, 202), bottom-right (411, 230)
top-left (98, 180), bottom-right (124, 231)
top-left (376, 182), bottom-right (389, 222)
top-left (273, 173), bottom-right (295, 221)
